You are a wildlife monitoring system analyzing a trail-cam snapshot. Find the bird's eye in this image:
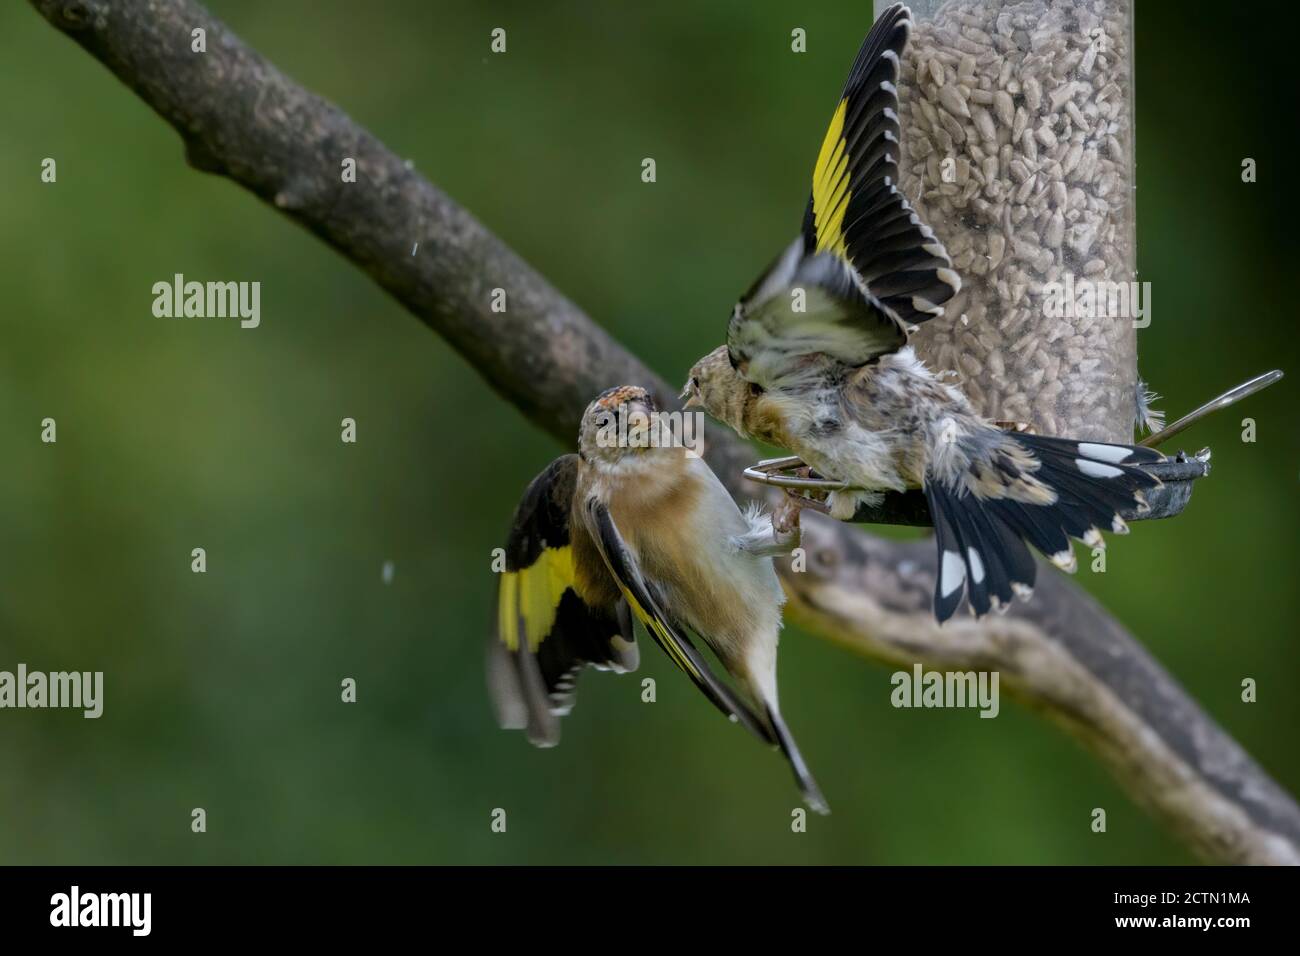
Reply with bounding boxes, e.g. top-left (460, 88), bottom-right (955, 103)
top-left (748, 382), bottom-right (764, 397)
top-left (690, 377), bottom-right (699, 391)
